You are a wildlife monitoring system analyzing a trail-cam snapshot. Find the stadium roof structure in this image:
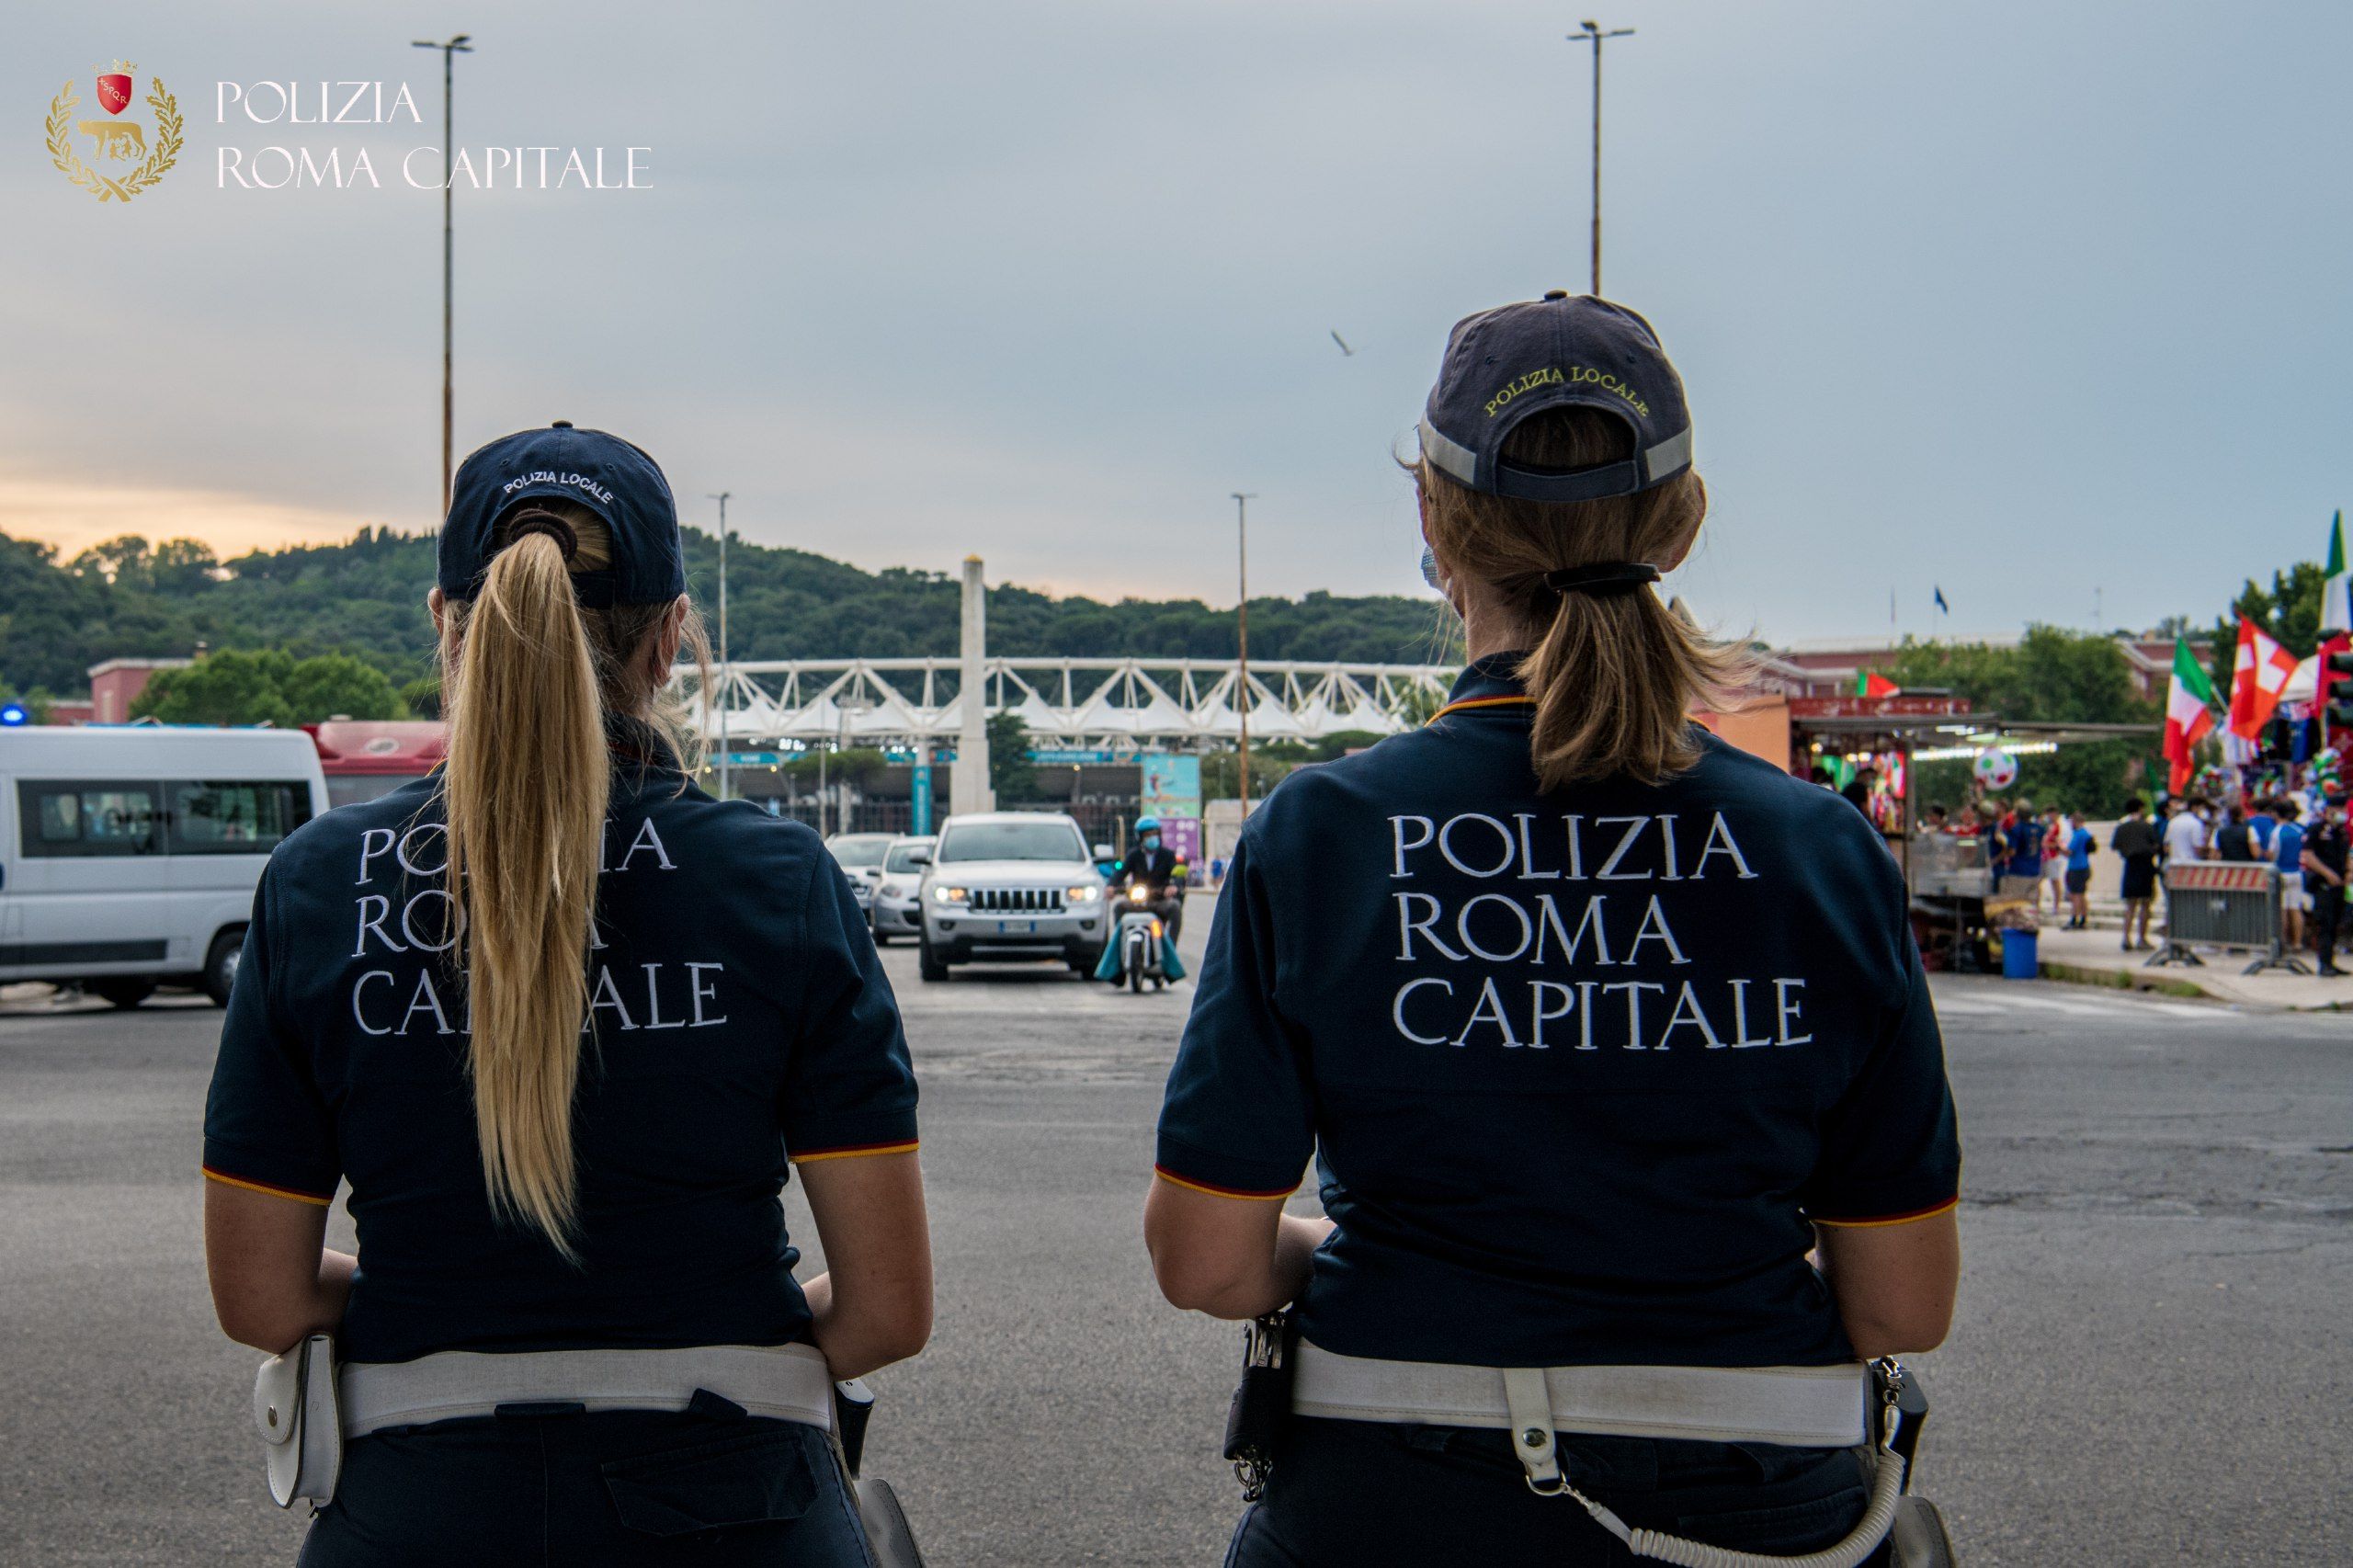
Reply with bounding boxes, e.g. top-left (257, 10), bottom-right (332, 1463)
top-left (676, 657), bottom-right (1455, 749)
